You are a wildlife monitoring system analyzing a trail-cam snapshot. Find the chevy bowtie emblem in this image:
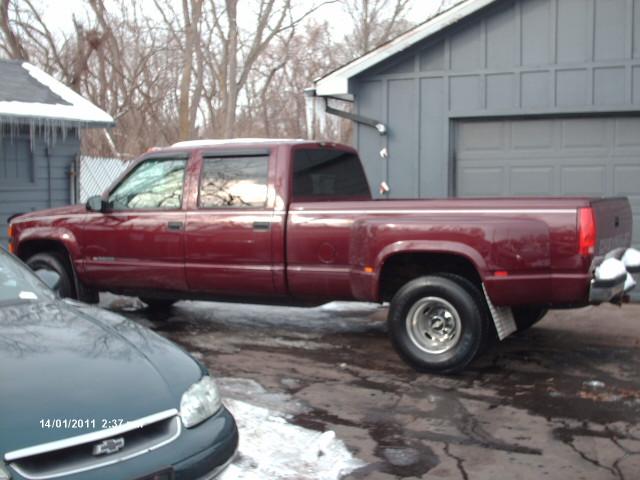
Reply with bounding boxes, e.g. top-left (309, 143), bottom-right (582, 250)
top-left (92, 437), bottom-right (125, 456)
